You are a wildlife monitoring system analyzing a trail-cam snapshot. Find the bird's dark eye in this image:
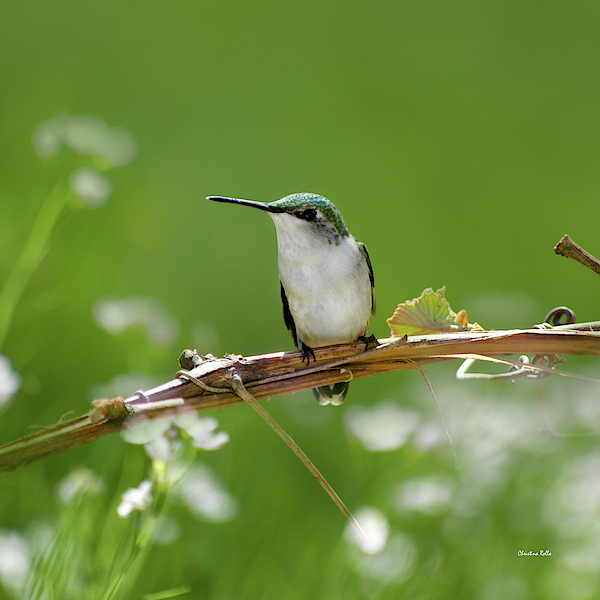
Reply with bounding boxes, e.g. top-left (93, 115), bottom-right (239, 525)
top-left (296, 208), bottom-right (317, 221)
